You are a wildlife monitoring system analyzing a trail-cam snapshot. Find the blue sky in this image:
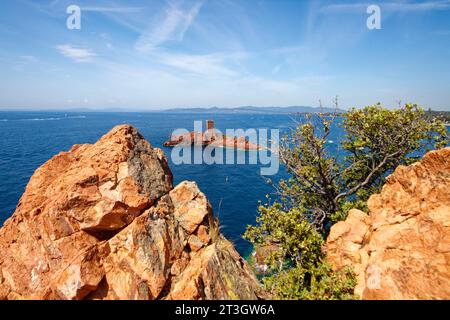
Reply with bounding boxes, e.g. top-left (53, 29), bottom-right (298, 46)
top-left (0, 0), bottom-right (450, 110)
